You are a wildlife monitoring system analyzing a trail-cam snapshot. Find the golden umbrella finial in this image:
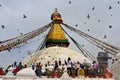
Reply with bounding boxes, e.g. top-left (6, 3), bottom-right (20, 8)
top-left (51, 8), bottom-right (61, 20)
top-left (54, 8), bottom-right (58, 13)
